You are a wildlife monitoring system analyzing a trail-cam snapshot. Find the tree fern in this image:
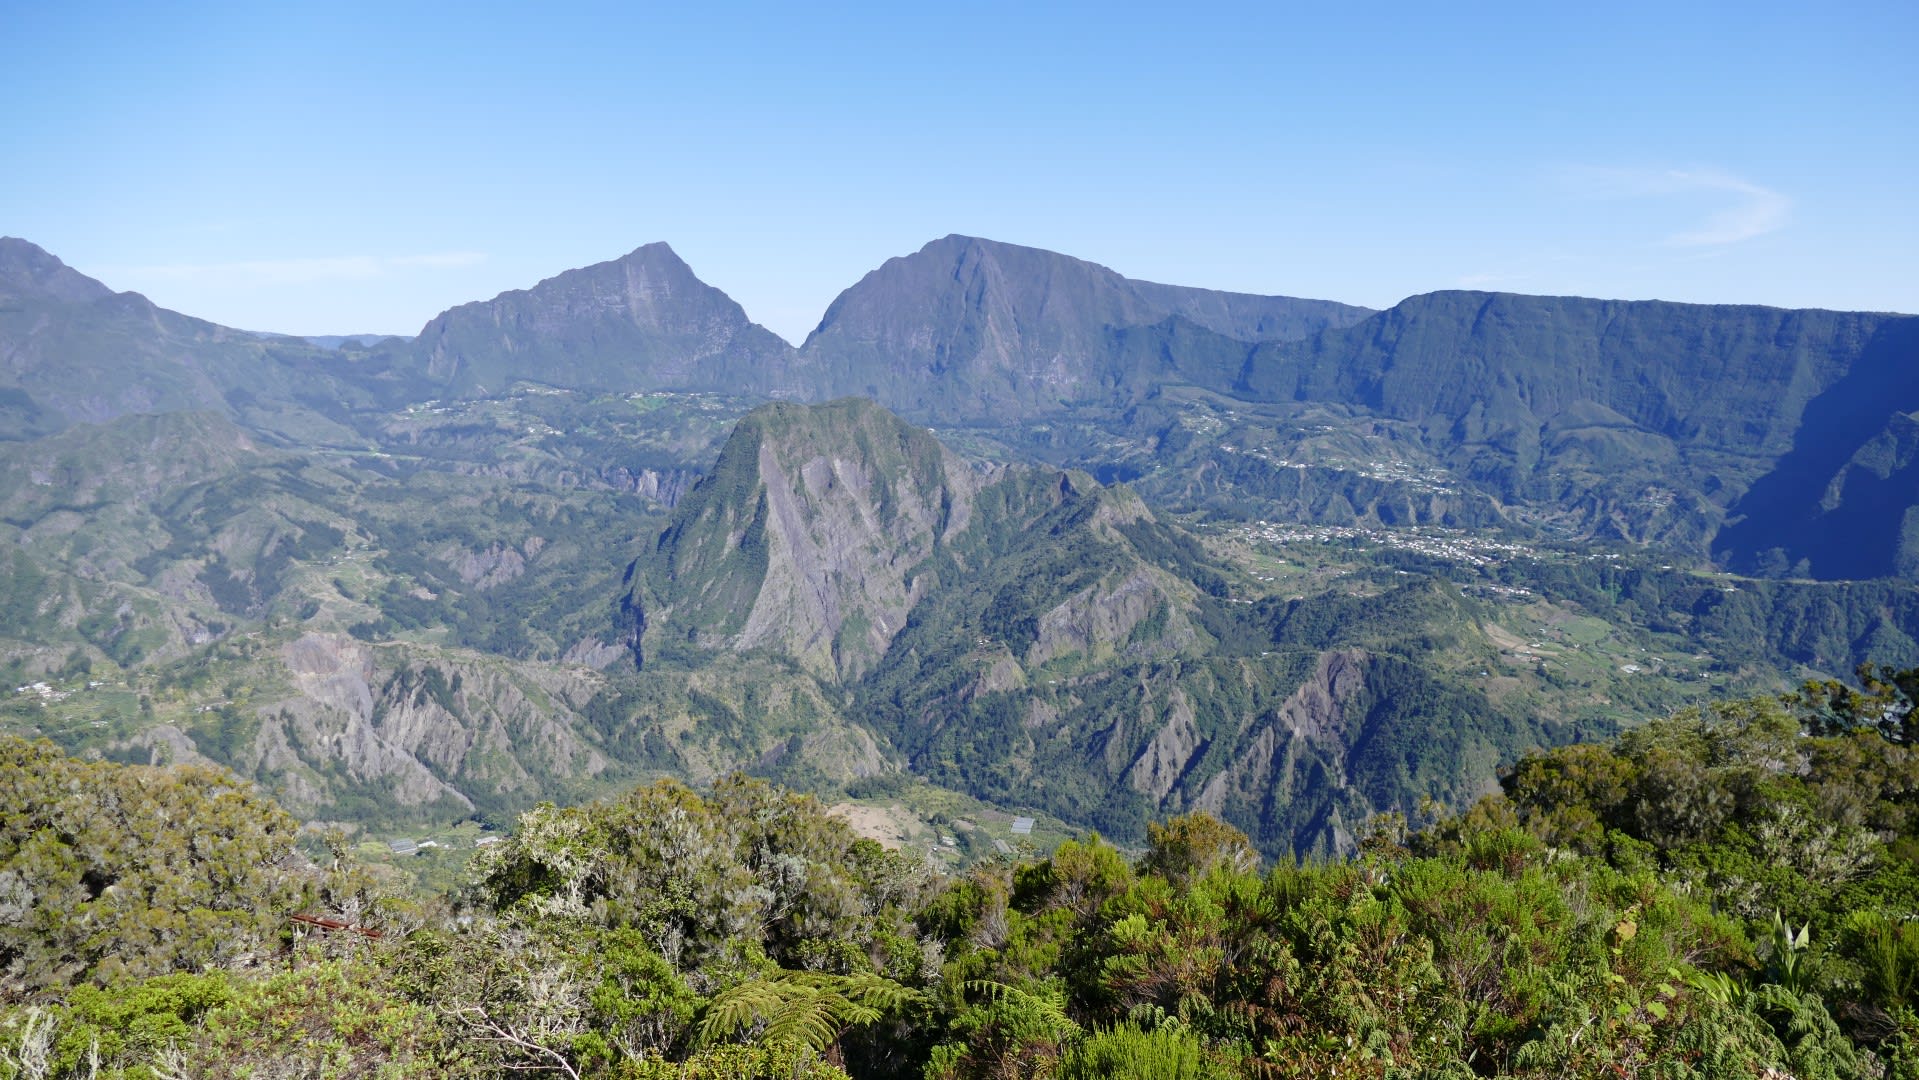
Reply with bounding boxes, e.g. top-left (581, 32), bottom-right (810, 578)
top-left (699, 970), bottom-right (923, 1055)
